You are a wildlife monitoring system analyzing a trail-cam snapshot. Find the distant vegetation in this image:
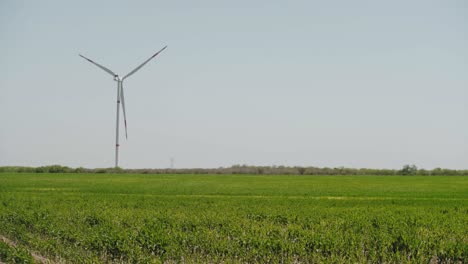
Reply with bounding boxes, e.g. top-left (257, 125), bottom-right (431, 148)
top-left (0, 164), bottom-right (467, 176)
